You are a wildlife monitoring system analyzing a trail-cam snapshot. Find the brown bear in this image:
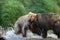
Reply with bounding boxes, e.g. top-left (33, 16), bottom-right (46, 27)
top-left (29, 12), bottom-right (60, 38)
top-left (14, 12), bottom-right (37, 37)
